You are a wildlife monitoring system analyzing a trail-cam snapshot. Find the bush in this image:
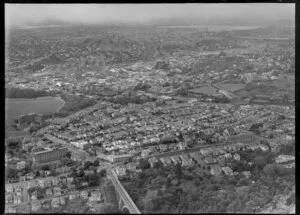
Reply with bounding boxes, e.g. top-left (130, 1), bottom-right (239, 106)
top-left (137, 159), bottom-right (151, 170)
top-left (41, 164), bottom-right (50, 171)
top-left (263, 164), bottom-right (287, 177)
top-left (286, 192), bottom-right (295, 206)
